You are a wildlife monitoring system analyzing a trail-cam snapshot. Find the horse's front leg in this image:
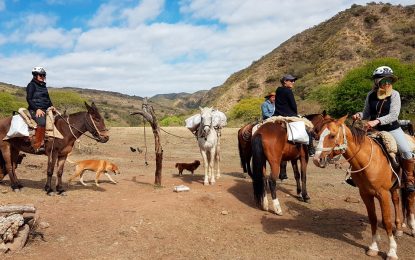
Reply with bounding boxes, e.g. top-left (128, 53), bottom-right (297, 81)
top-left (390, 189), bottom-right (403, 237)
top-left (45, 153), bottom-right (58, 194)
top-left (377, 190), bottom-right (398, 260)
top-left (209, 148), bottom-right (217, 185)
top-left (55, 155), bottom-right (67, 195)
top-left (299, 154), bottom-right (310, 202)
top-left (268, 159), bottom-right (282, 216)
top-left (360, 192), bottom-right (381, 257)
top-left (200, 150), bottom-right (209, 186)
top-left (215, 142), bottom-right (221, 180)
